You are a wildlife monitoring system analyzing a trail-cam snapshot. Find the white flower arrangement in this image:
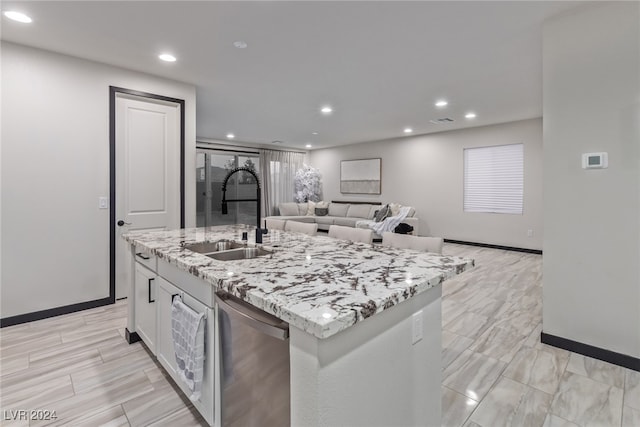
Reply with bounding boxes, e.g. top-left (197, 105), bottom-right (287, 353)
top-left (294, 164), bottom-right (323, 202)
